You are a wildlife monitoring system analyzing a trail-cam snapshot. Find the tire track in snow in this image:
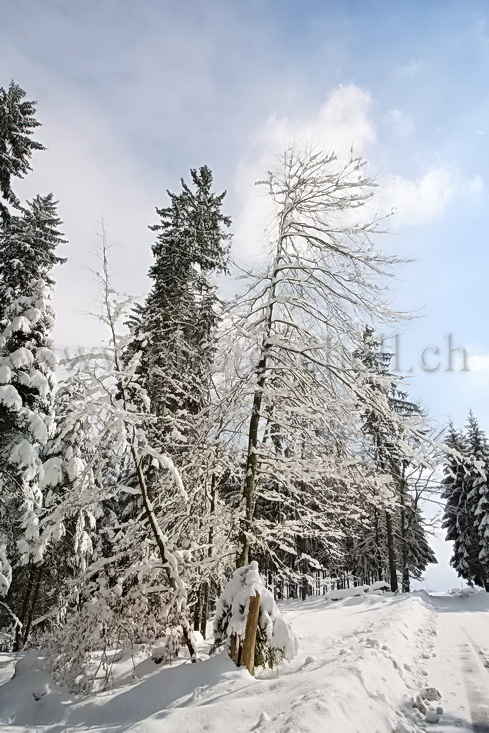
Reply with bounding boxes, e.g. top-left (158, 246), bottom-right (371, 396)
top-left (422, 593), bottom-right (489, 733)
top-left (460, 634), bottom-right (489, 733)
top-left (465, 629), bottom-right (489, 672)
